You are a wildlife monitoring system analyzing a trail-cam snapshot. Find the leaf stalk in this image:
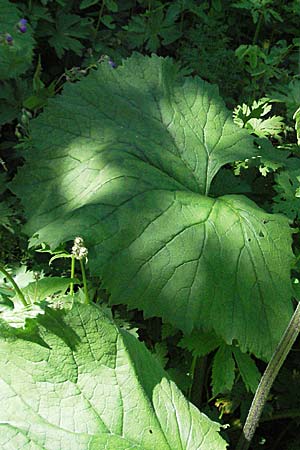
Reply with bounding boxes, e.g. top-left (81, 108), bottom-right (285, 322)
top-left (70, 255), bottom-right (75, 295)
top-left (236, 301), bottom-right (300, 450)
top-left (94, 0), bottom-right (105, 40)
top-left (0, 263), bottom-right (28, 307)
top-left (80, 259), bottom-right (90, 304)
